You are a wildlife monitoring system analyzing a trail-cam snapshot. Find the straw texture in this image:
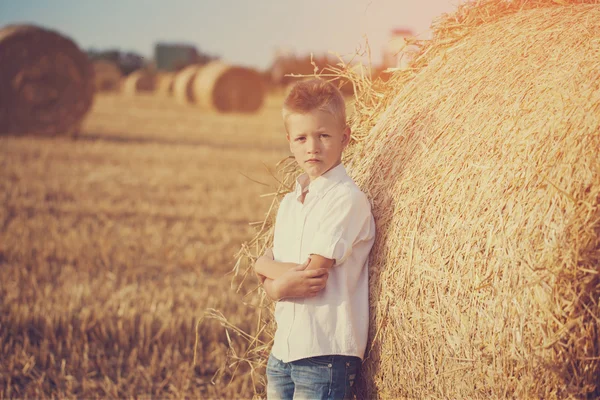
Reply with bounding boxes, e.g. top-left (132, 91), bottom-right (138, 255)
top-left (228, 1), bottom-right (600, 399)
top-left (0, 24), bottom-right (94, 136)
